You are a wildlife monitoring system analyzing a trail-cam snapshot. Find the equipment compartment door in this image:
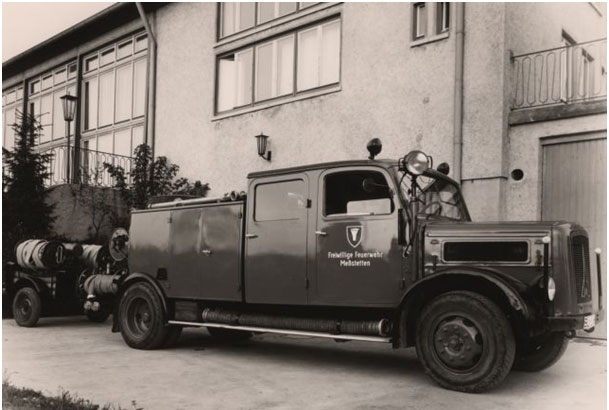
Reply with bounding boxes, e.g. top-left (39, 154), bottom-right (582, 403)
top-left (245, 176), bottom-right (309, 304)
top-left (198, 204), bottom-right (243, 301)
top-left (313, 168), bottom-right (403, 306)
top-left (166, 204), bottom-right (243, 301)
